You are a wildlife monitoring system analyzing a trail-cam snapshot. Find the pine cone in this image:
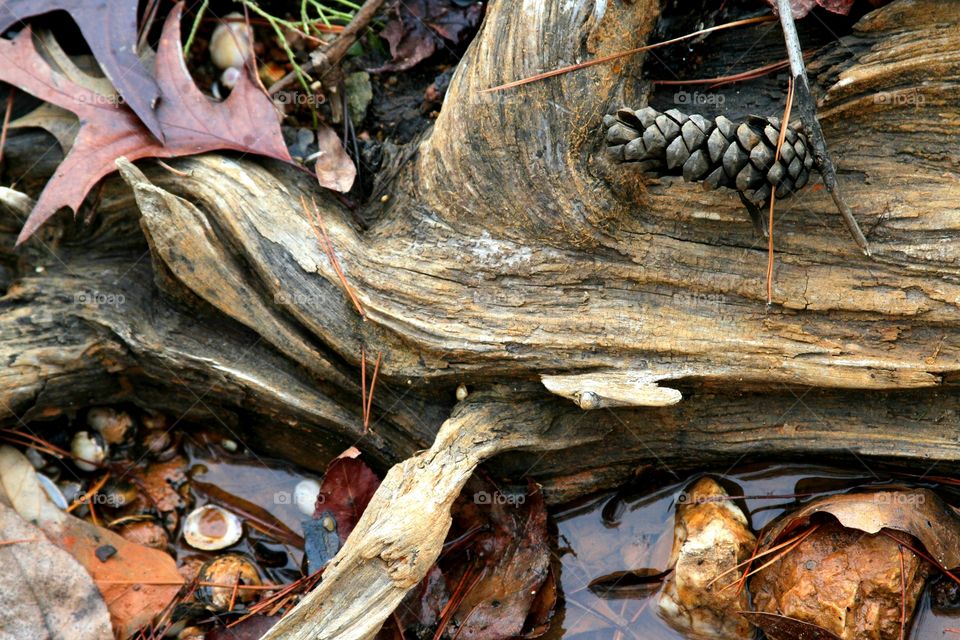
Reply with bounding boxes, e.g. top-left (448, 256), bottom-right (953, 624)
top-left (603, 107), bottom-right (815, 204)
